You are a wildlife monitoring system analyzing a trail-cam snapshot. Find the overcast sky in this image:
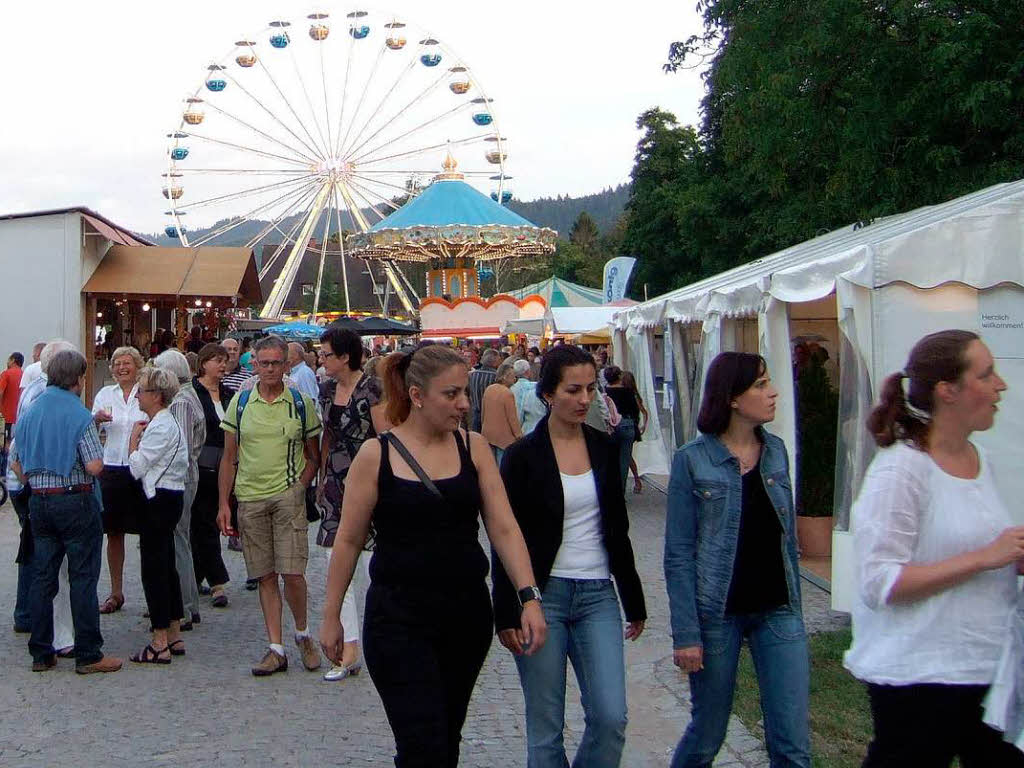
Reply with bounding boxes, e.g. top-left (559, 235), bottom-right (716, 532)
top-left (0, 1), bottom-right (704, 234)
